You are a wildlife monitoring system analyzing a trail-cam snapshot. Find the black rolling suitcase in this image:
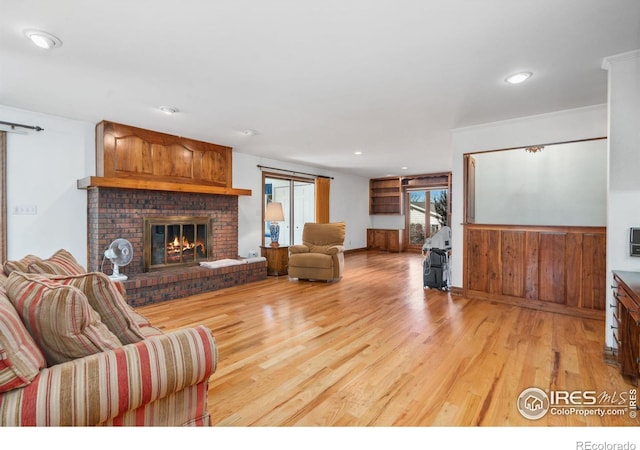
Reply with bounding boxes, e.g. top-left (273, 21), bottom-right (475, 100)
top-left (423, 249), bottom-right (448, 290)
